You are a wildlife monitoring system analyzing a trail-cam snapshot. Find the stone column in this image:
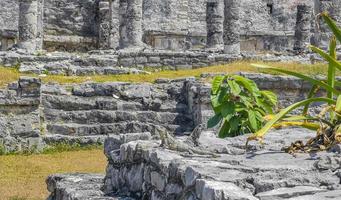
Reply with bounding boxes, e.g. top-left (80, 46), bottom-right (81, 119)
top-left (223, 0), bottom-right (240, 55)
top-left (36, 0), bottom-right (44, 50)
top-left (206, 0), bottom-right (224, 50)
top-left (120, 0), bottom-right (143, 48)
top-left (294, 4), bottom-right (312, 53)
top-left (18, 0), bottom-right (39, 53)
top-left (98, 0), bottom-right (111, 49)
top-left (109, 0), bottom-right (120, 49)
